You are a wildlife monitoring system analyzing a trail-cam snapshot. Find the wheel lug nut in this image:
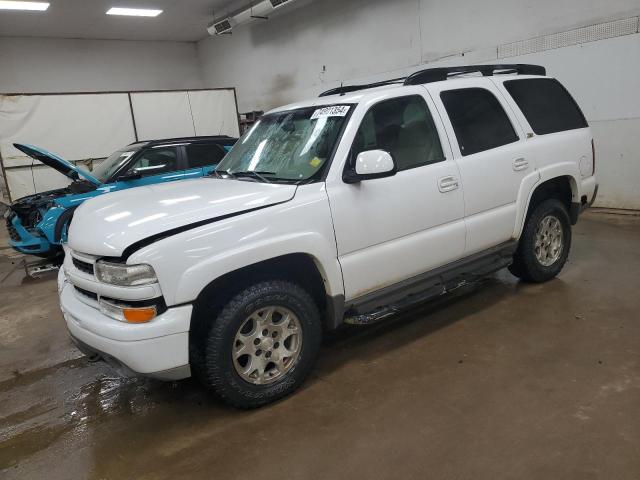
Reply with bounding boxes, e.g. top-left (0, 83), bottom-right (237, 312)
top-left (254, 338), bottom-right (260, 345)
top-left (256, 349), bottom-right (262, 356)
top-left (272, 332), bottom-right (277, 338)
top-left (266, 351), bottom-right (271, 358)
top-left (274, 342), bottom-right (279, 348)
top-left (262, 329), bottom-right (269, 336)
